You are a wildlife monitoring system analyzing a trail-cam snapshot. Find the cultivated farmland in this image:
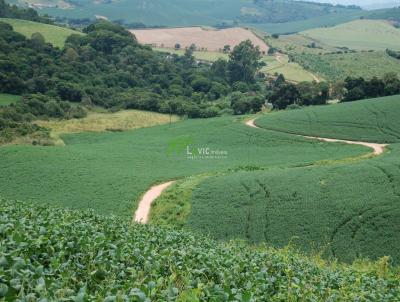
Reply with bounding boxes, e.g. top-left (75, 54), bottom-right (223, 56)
top-left (184, 96), bottom-right (400, 263)
top-left (131, 27), bottom-right (269, 53)
top-left (255, 95), bottom-right (400, 143)
top-left (2, 200), bottom-right (399, 300)
top-left (0, 116), bottom-right (365, 217)
top-left (301, 19), bottom-right (400, 51)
